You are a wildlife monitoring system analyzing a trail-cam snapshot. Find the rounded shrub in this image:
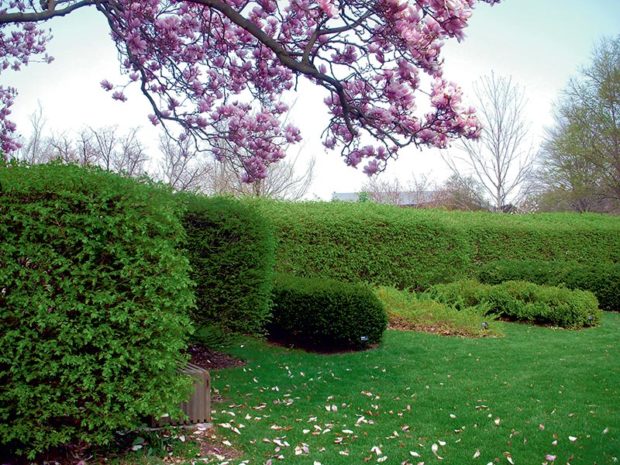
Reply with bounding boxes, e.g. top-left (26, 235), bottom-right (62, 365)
top-left (269, 274), bottom-right (387, 350)
top-left (427, 280), bottom-right (601, 328)
top-left (478, 259), bottom-right (620, 311)
top-left (0, 163), bottom-right (194, 458)
top-left (181, 195), bottom-right (275, 335)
